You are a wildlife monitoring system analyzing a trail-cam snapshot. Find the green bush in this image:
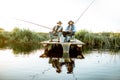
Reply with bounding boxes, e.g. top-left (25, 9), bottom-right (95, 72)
top-left (75, 30), bottom-right (120, 51)
top-left (9, 27), bottom-right (49, 43)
